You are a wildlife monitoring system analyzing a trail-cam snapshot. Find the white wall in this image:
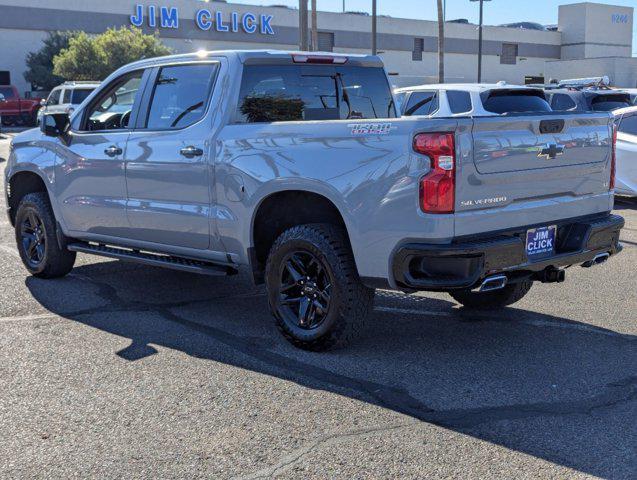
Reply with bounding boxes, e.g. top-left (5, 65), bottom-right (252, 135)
top-left (545, 57), bottom-right (637, 88)
top-left (0, 28), bottom-right (48, 94)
